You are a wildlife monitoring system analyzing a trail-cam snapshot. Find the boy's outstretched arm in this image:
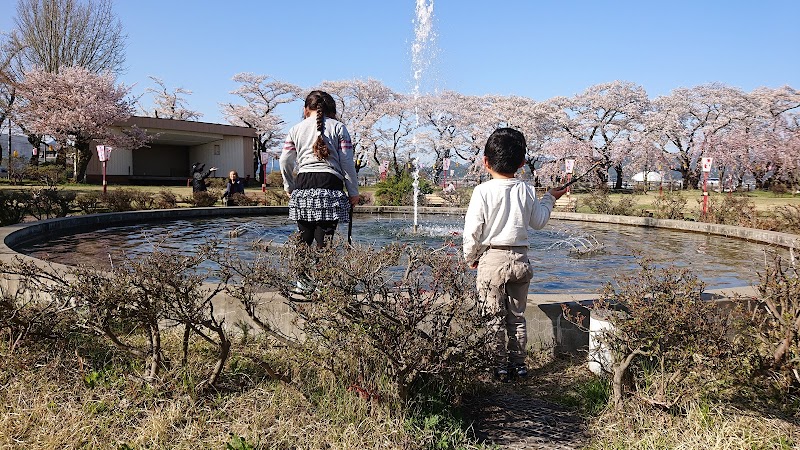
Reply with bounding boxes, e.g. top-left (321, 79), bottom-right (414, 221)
top-left (548, 186), bottom-right (569, 200)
